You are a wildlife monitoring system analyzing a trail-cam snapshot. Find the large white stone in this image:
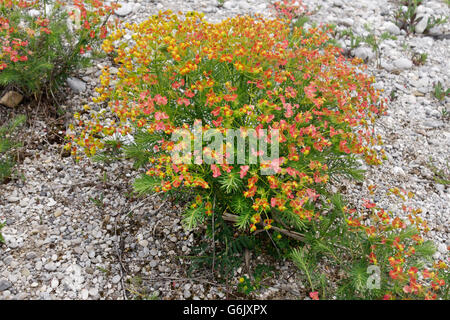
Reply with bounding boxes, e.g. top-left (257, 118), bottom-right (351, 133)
top-left (67, 77), bottom-right (86, 93)
top-left (115, 3), bottom-right (134, 17)
top-left (354, 47), bottom-right (374, 61)
top-left (393, 58), bottom-right (413, 70)
top-left (383, 21), bottom-right (400, 35)
top-left (415, 14), bottom-right (429, 34)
